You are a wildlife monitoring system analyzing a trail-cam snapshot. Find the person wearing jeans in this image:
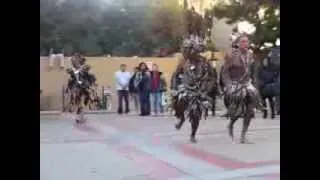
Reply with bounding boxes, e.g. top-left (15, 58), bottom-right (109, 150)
top-left (150, 64), bottom-right (166, 115)
top-left (115, 64), bottom-right (131, 114)
top-left (135, 62), bottom-right (151, 116)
